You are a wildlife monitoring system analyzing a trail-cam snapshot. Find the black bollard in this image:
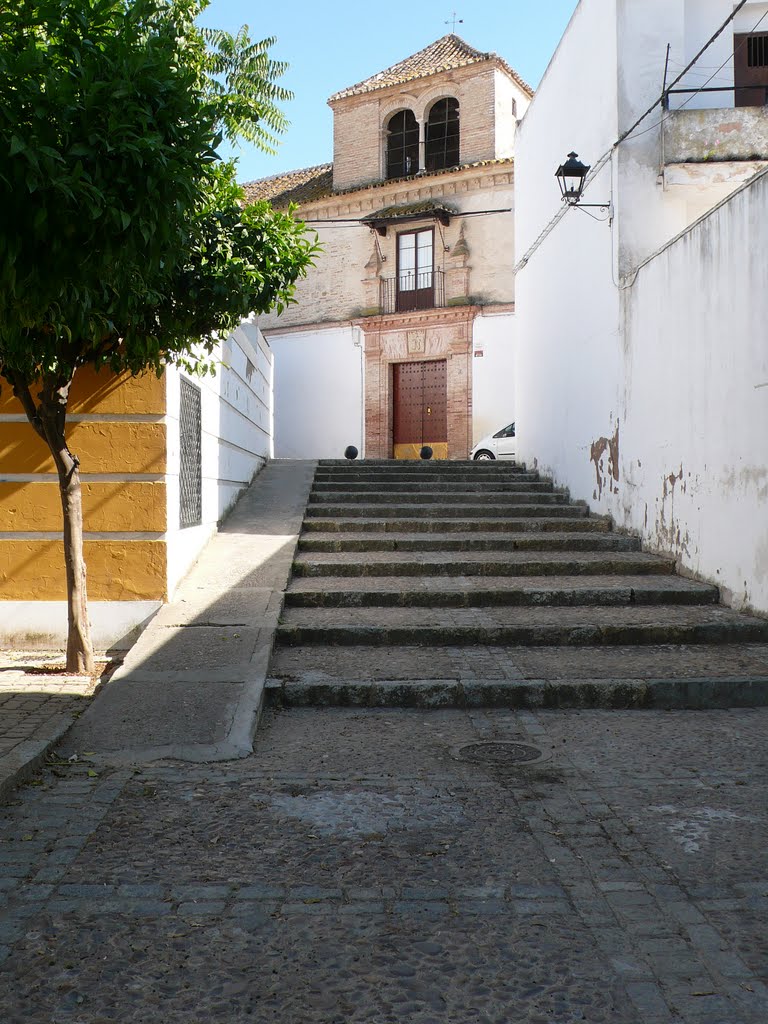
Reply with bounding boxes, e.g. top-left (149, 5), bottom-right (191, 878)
top-left (419, 446), bottom-right (433, 460)
top-left (344, 445), bottom-right (359, 460)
